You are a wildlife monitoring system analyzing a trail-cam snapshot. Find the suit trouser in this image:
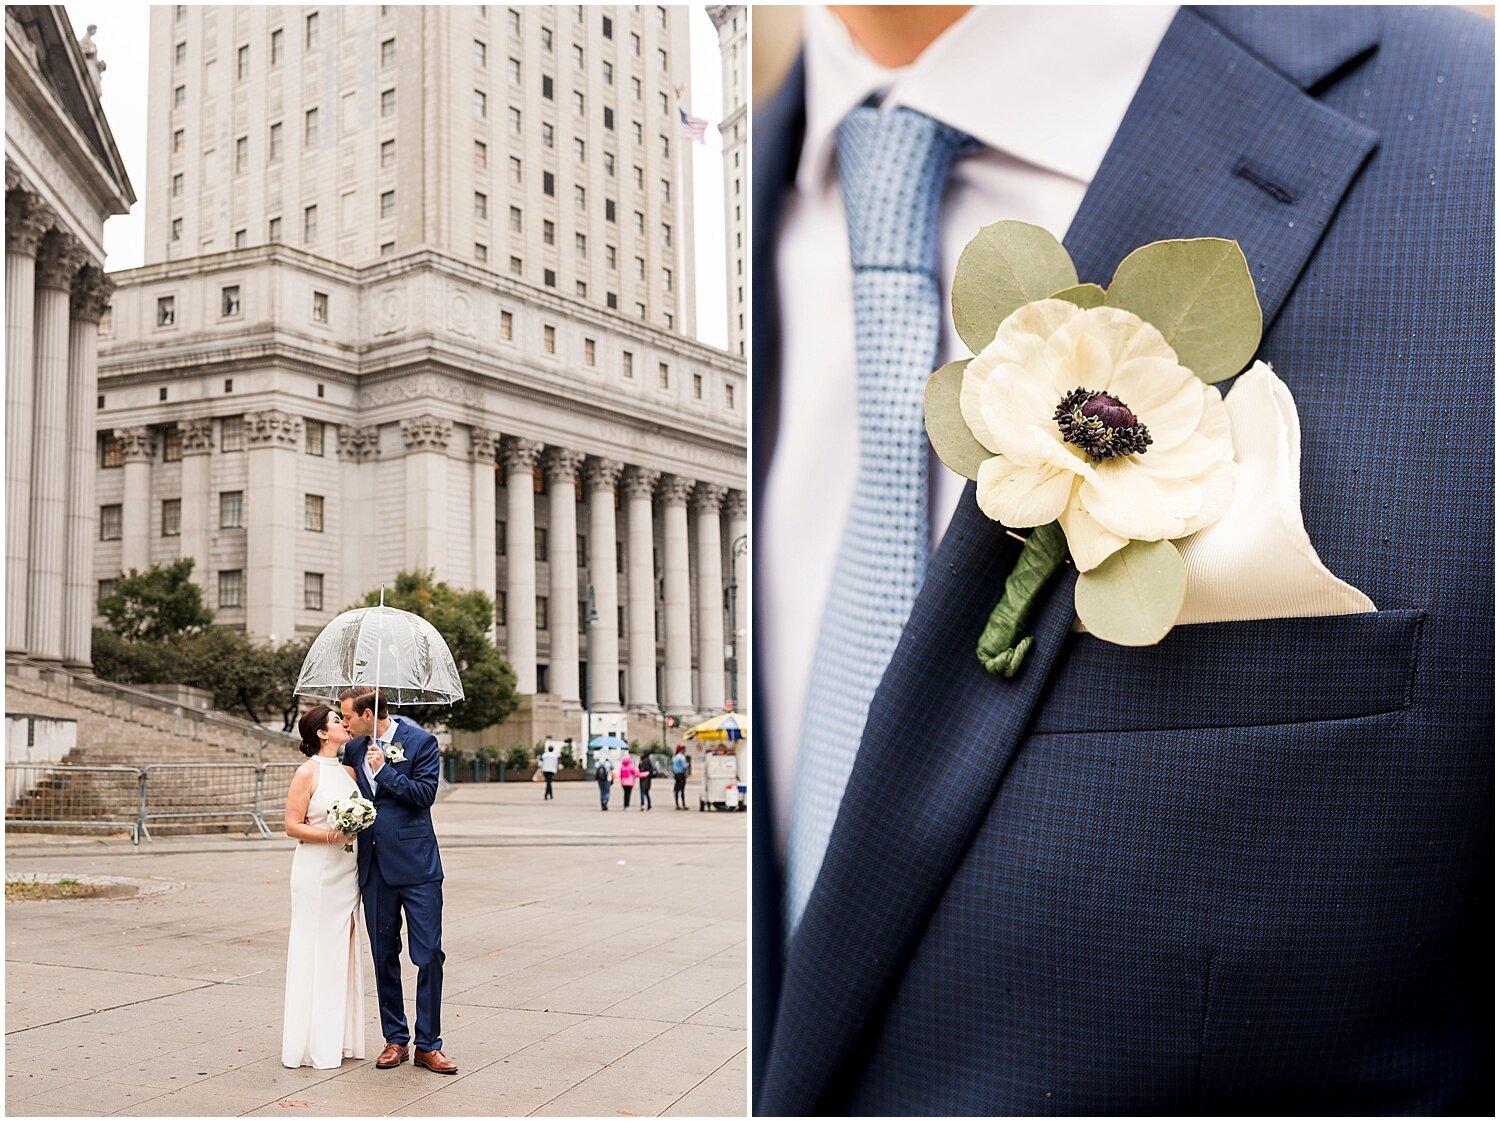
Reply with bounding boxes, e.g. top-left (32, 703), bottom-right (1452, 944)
top-left (363, 857), bottom-right (444, 1052)
top-left (543, 772), bottom-right (554, 798)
